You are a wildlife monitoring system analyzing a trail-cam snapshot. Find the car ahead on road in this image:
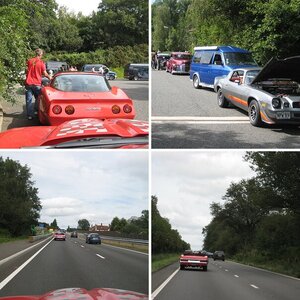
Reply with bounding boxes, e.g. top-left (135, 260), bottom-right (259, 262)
top-left (54, 231), bottom-right (66, 241)
top-left (179, 250), bottom-right (208, 271)
top-left (86, 233), bottom-right (101, 244)
top-left (0, 287), bottom-right (148, 300)
top-left (190, 45), bottom-right (258, 89)
top-left (213, 251), bottom-right (225, 261)
top-left (81, 64), bottom-right (117, 80)
top-left (38, 72), bottom-right (135, 126)
top-left (0, 118), bottom-right (149, 149)
top-left (166, 52), bottom-right (192, 74)
top-left (71, 231), bottom-right (78, 238)
top-left (214, 56), bottom-right (300, 126)
top-left (124, 63), bottom-right (149, 80)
